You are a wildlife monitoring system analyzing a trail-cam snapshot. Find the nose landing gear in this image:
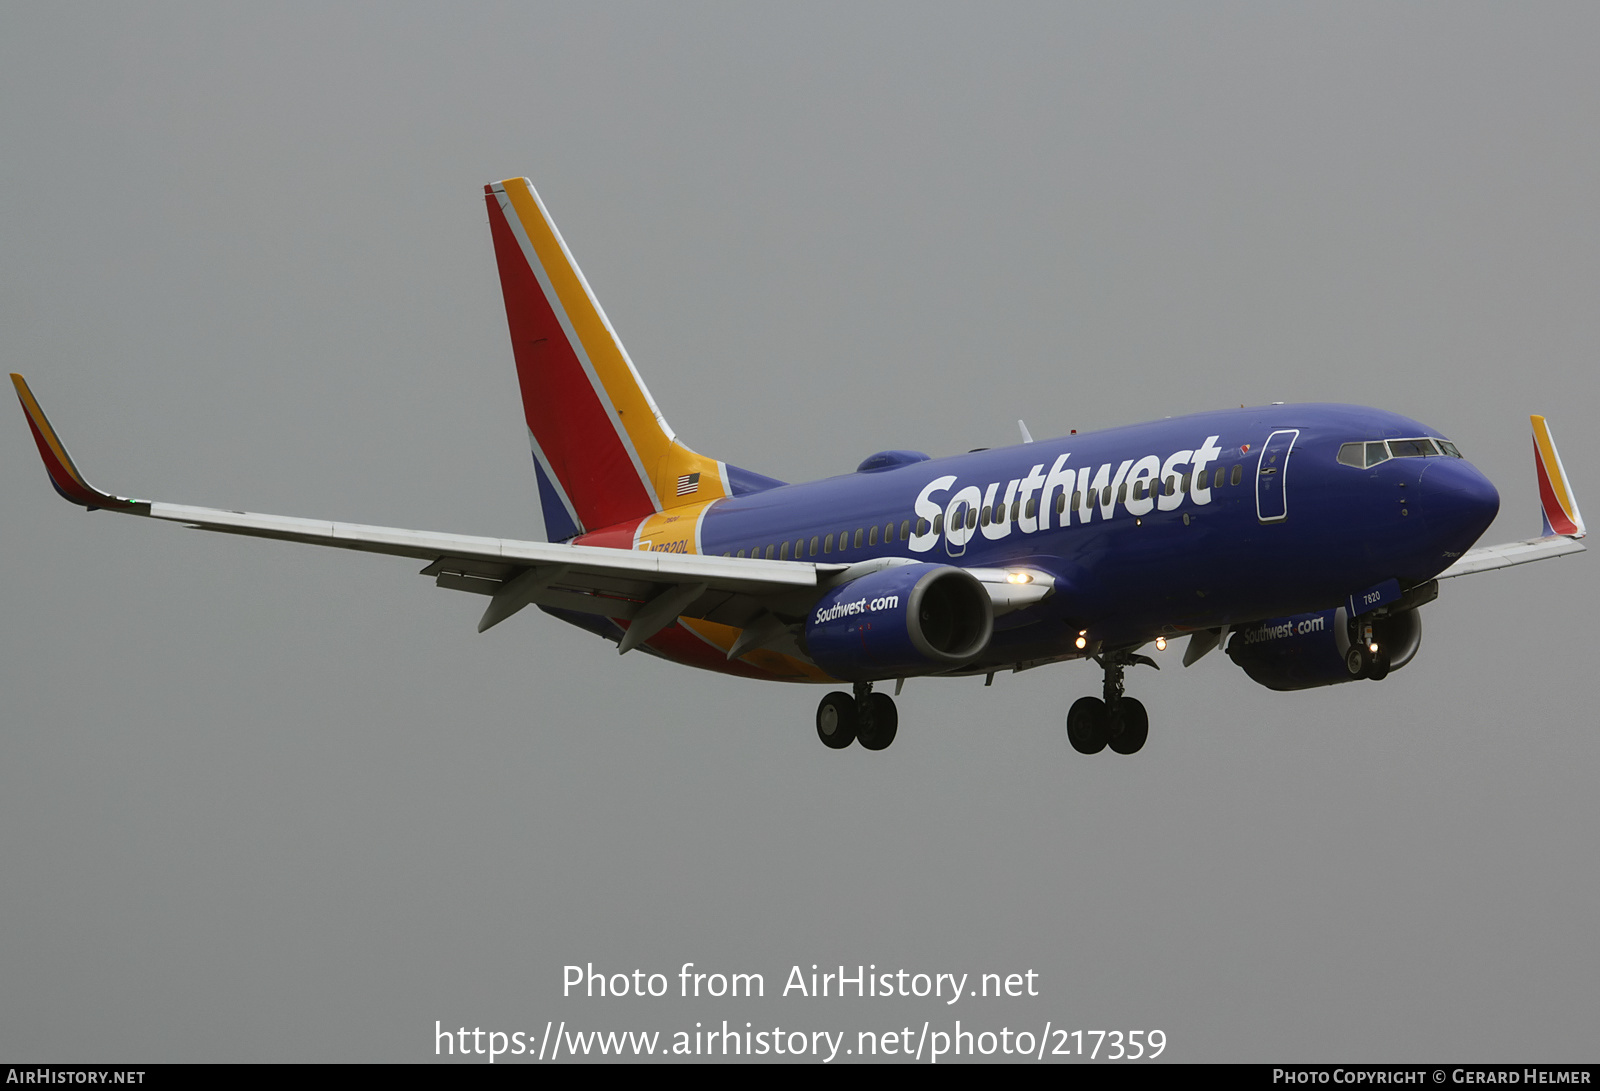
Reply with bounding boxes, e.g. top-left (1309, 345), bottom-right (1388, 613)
top-left (815, 681), bottom-right (899, 751)
top-left (1067, 651), bottom-right (1155, 755)
top-left (1345, 618), bottom-right (1392, 680)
